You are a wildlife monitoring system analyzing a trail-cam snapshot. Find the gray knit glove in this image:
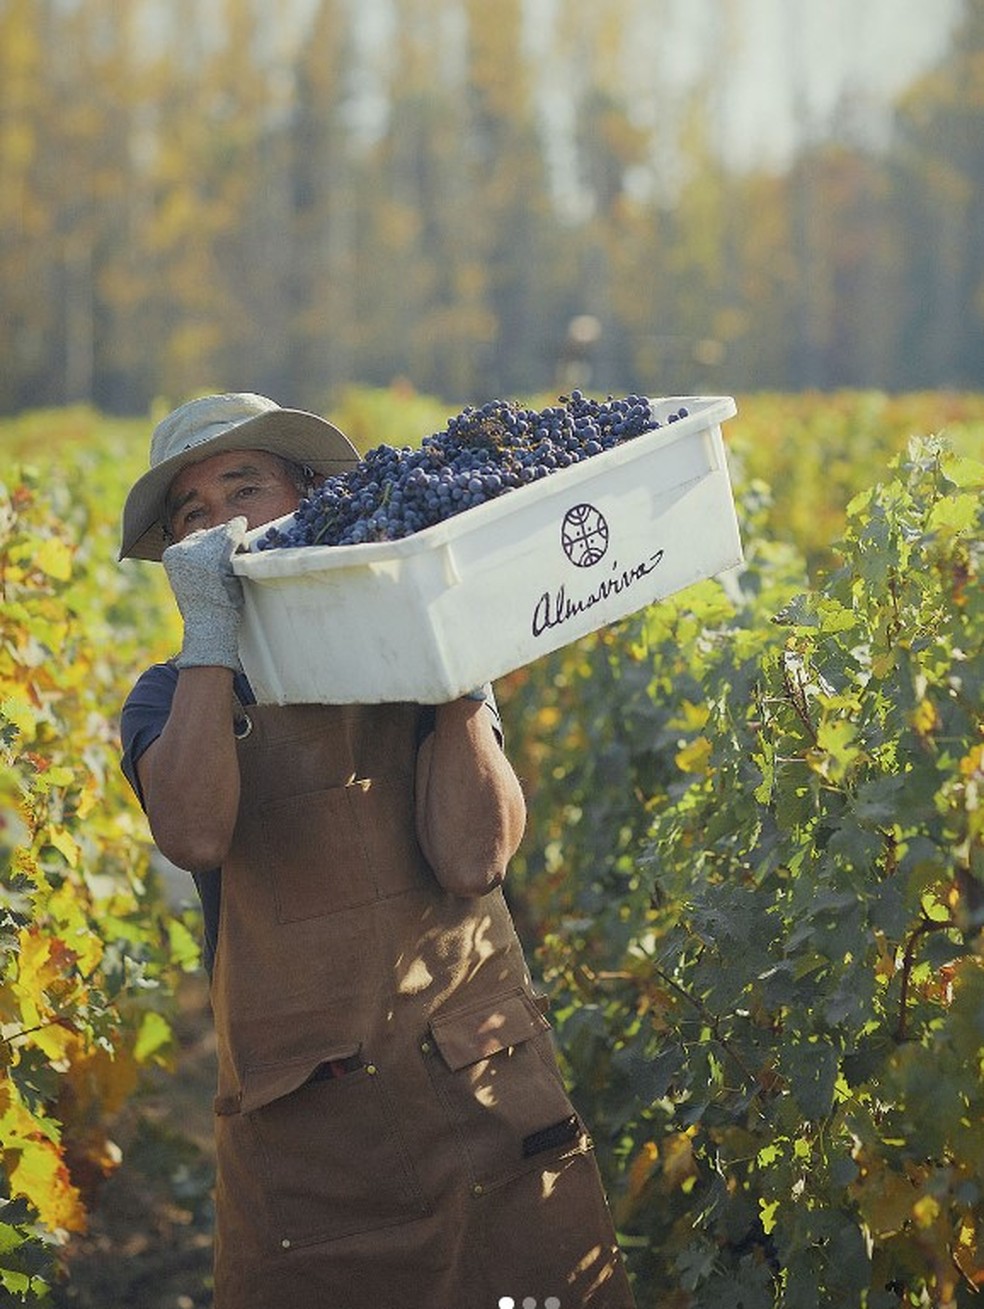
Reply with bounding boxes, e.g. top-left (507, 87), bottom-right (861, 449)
top-left (162, 517), bottom-right (248, 670)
